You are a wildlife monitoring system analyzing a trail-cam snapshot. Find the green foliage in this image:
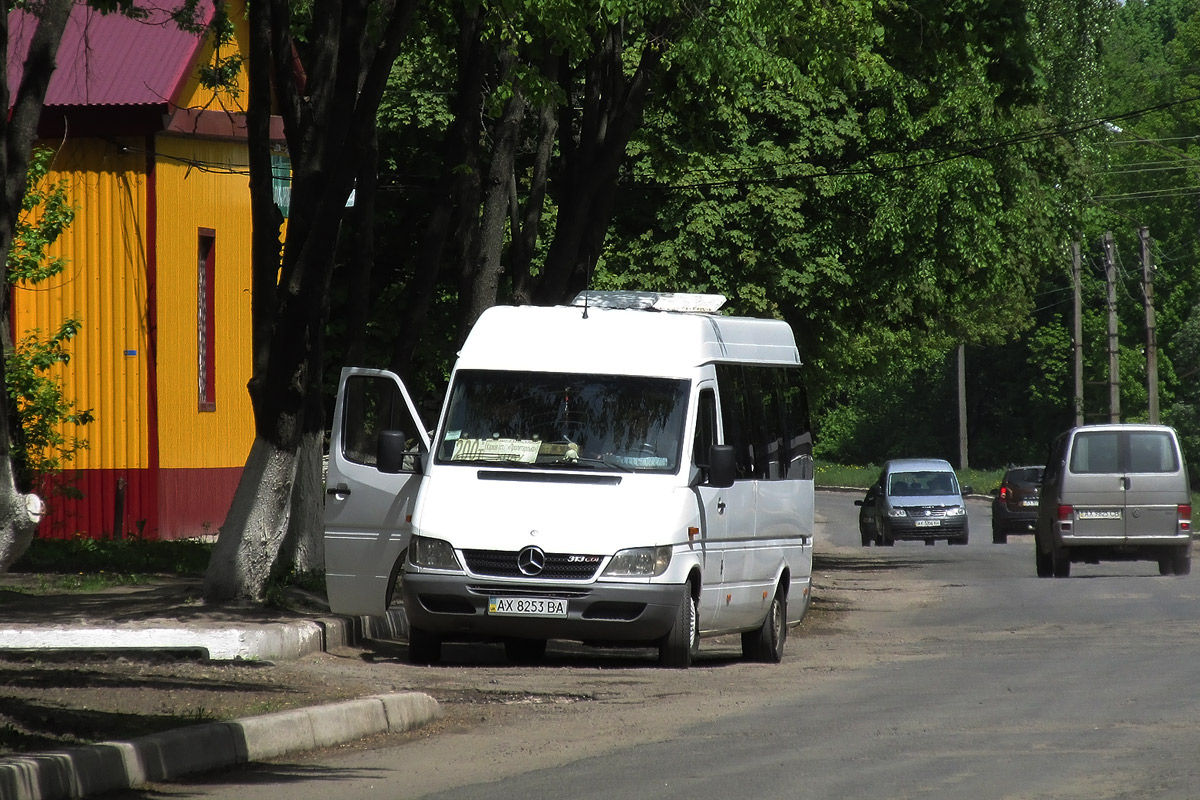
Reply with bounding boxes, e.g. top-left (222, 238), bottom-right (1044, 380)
top-left (6, 321), bottom-right (95, 487)
top-left (8, 148), bottom-right (73, 286)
